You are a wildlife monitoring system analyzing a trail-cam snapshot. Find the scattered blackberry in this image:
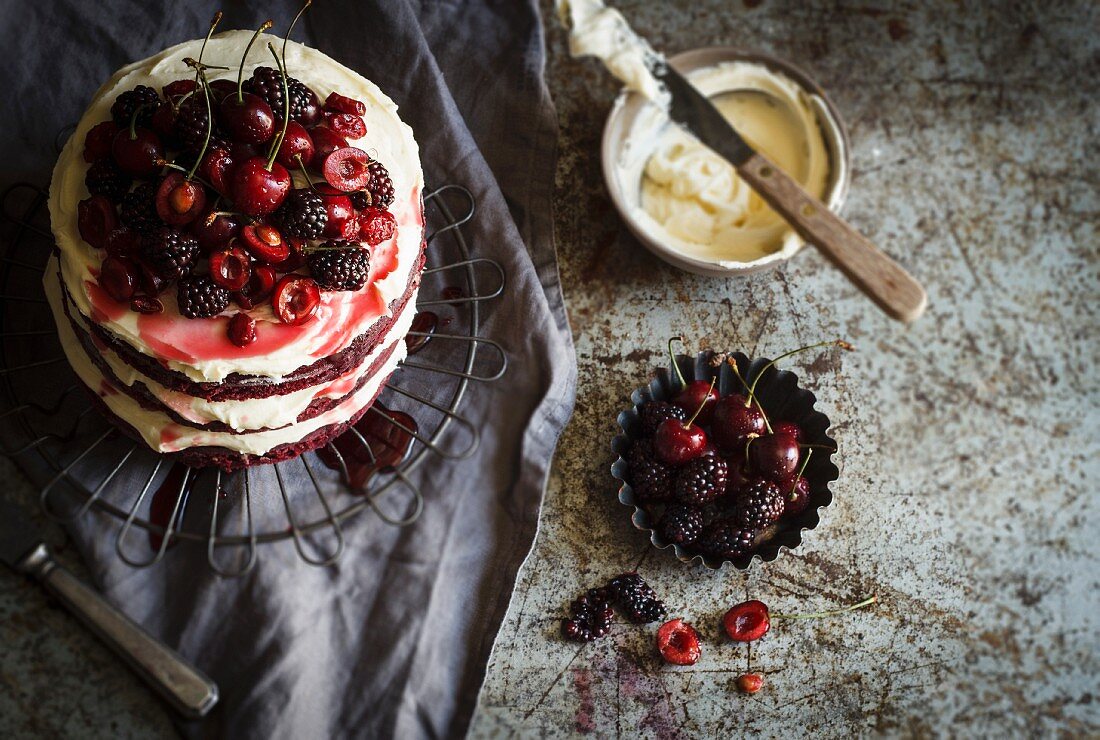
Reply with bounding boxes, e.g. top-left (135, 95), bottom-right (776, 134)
top-left (561, 590), bottom-right (614, 643)
top-left (110, 85), bottom-right (161, 128)
top-left (119, 183), bottom-right (161, 235)
top-left (638, 401), bottom-right (686, 436)
top-left (607, 573), bottom-right (666, 624)
top-left (245, 67), bottom-right (317, 122)
top-left (659, 506), bottom-right (703, 545)
top-left (627, 439), bottom-right (674, 503)
top-left (674, 455), bottom-right (729, 507)
top-left (308, 243), bottom-right (369, 291)
top-left (733, 479), bottom-right (785, 529)
top-left (177, 275), bottom-right (230, 319)
top-left (367, 160), bottom-right (395, 208)
top-left (697, 519), bottom-right (757, 559)
top-left (85, 159), bottom-right (132, 202)
top-left (276, 189), bottom-right (328, 239)
top-left (142, 227), bottom-right (199, 280)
